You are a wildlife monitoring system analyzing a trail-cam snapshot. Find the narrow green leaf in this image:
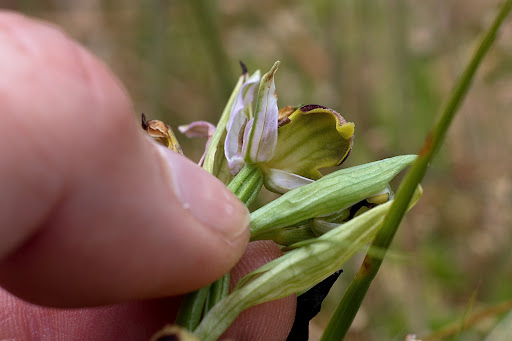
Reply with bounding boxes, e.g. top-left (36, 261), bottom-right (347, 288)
top-left (205, 274), bottom-right (230, 313)
top-left (193, 187), bottom-right (422, 341)
top-left (321, 1), bottom-right (512, 339)
top-left (250, 155), bottom-right (416, 239)
top-left (175, 285), bottom-right (211, 331)
top-left (203, 73), bottom-right (245, 175)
